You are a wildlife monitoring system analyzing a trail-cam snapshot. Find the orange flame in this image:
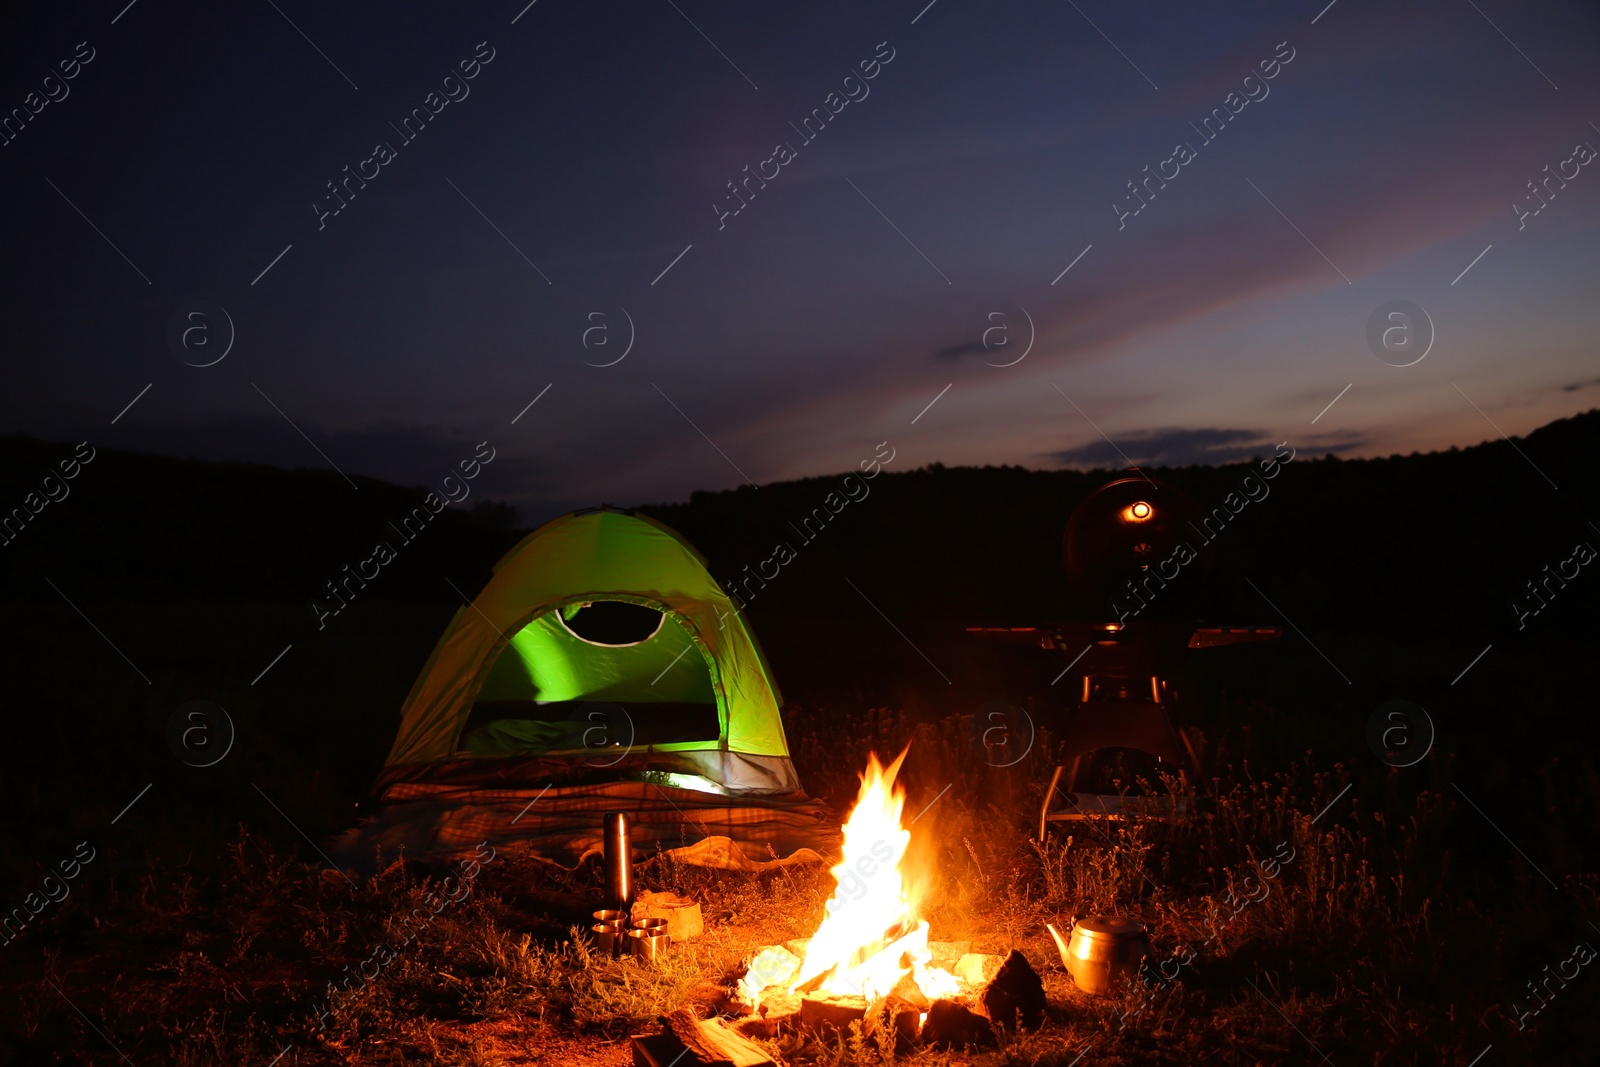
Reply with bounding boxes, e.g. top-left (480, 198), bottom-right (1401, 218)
top-left (785, 748), bottom-right (960, 1004)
